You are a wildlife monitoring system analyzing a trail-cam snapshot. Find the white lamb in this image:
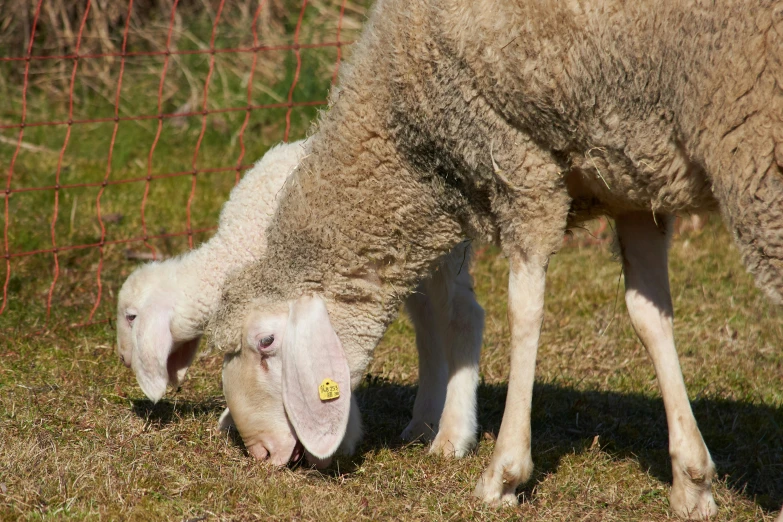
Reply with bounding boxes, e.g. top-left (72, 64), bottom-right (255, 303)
top-left (115, 141), bottom-right (484, 456)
